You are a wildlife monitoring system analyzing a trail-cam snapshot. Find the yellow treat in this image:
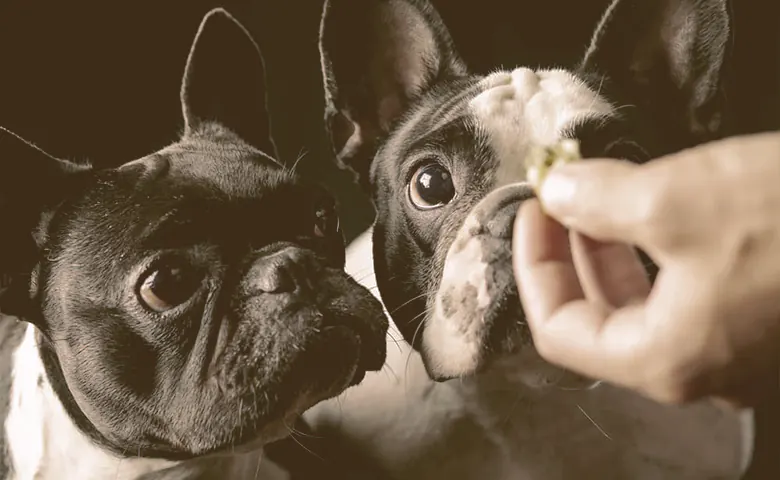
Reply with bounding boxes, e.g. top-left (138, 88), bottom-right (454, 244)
top-left (525, 138), bottom-right (581, 194)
